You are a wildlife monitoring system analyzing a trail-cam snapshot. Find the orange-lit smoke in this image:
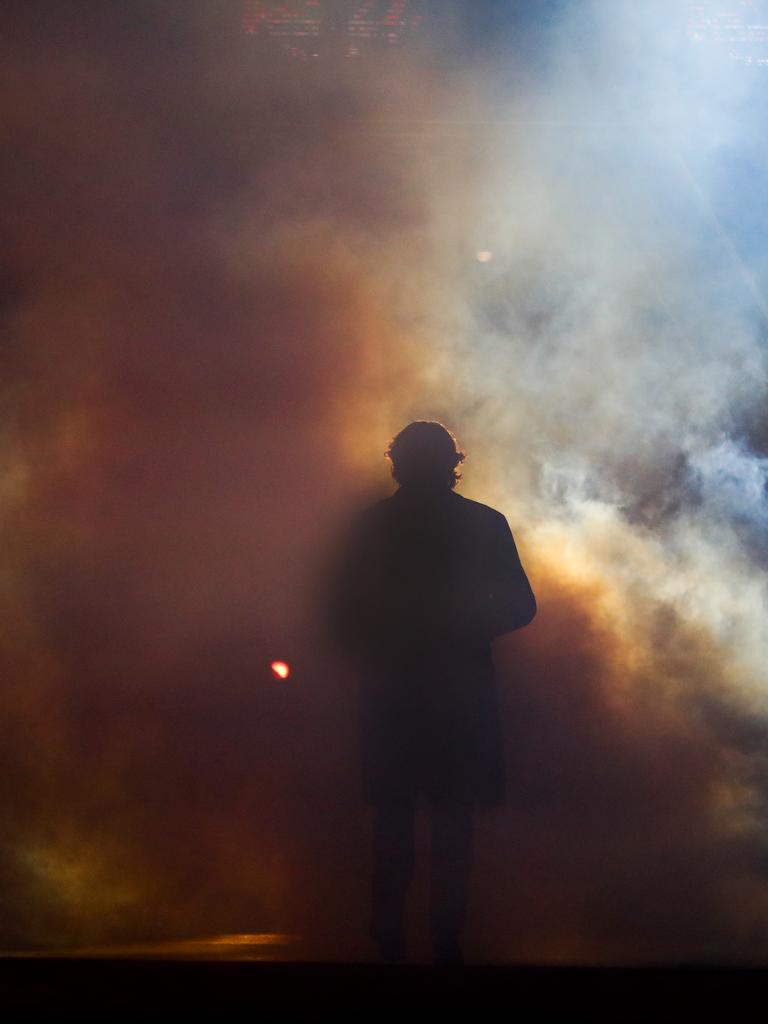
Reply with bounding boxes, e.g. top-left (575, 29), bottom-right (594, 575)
top-left (2, 1), bottom-right (768, 966)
